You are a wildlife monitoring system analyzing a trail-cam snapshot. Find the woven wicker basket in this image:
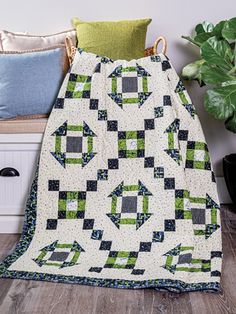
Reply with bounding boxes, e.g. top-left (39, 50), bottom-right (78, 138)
top-left (65, 36), bottom-right (167, 65)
